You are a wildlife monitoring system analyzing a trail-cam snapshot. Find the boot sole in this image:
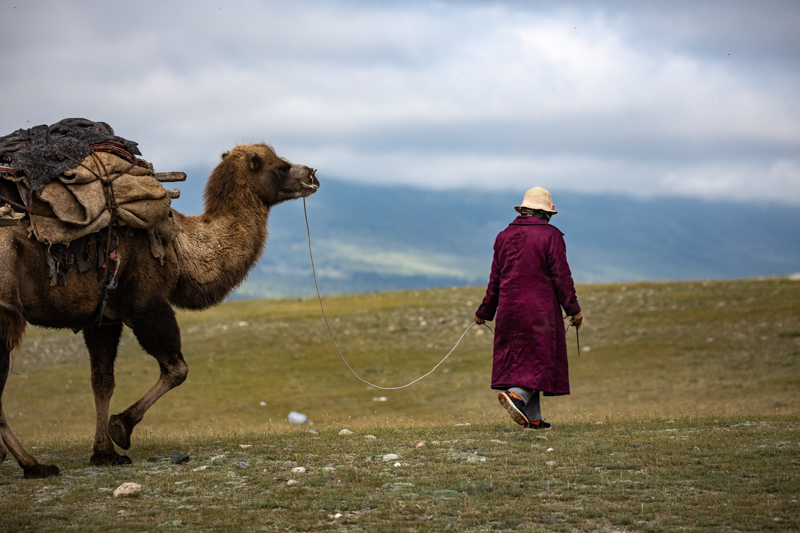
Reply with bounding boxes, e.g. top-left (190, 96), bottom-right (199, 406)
top-left (498, 392), bottom-right (529, 426)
